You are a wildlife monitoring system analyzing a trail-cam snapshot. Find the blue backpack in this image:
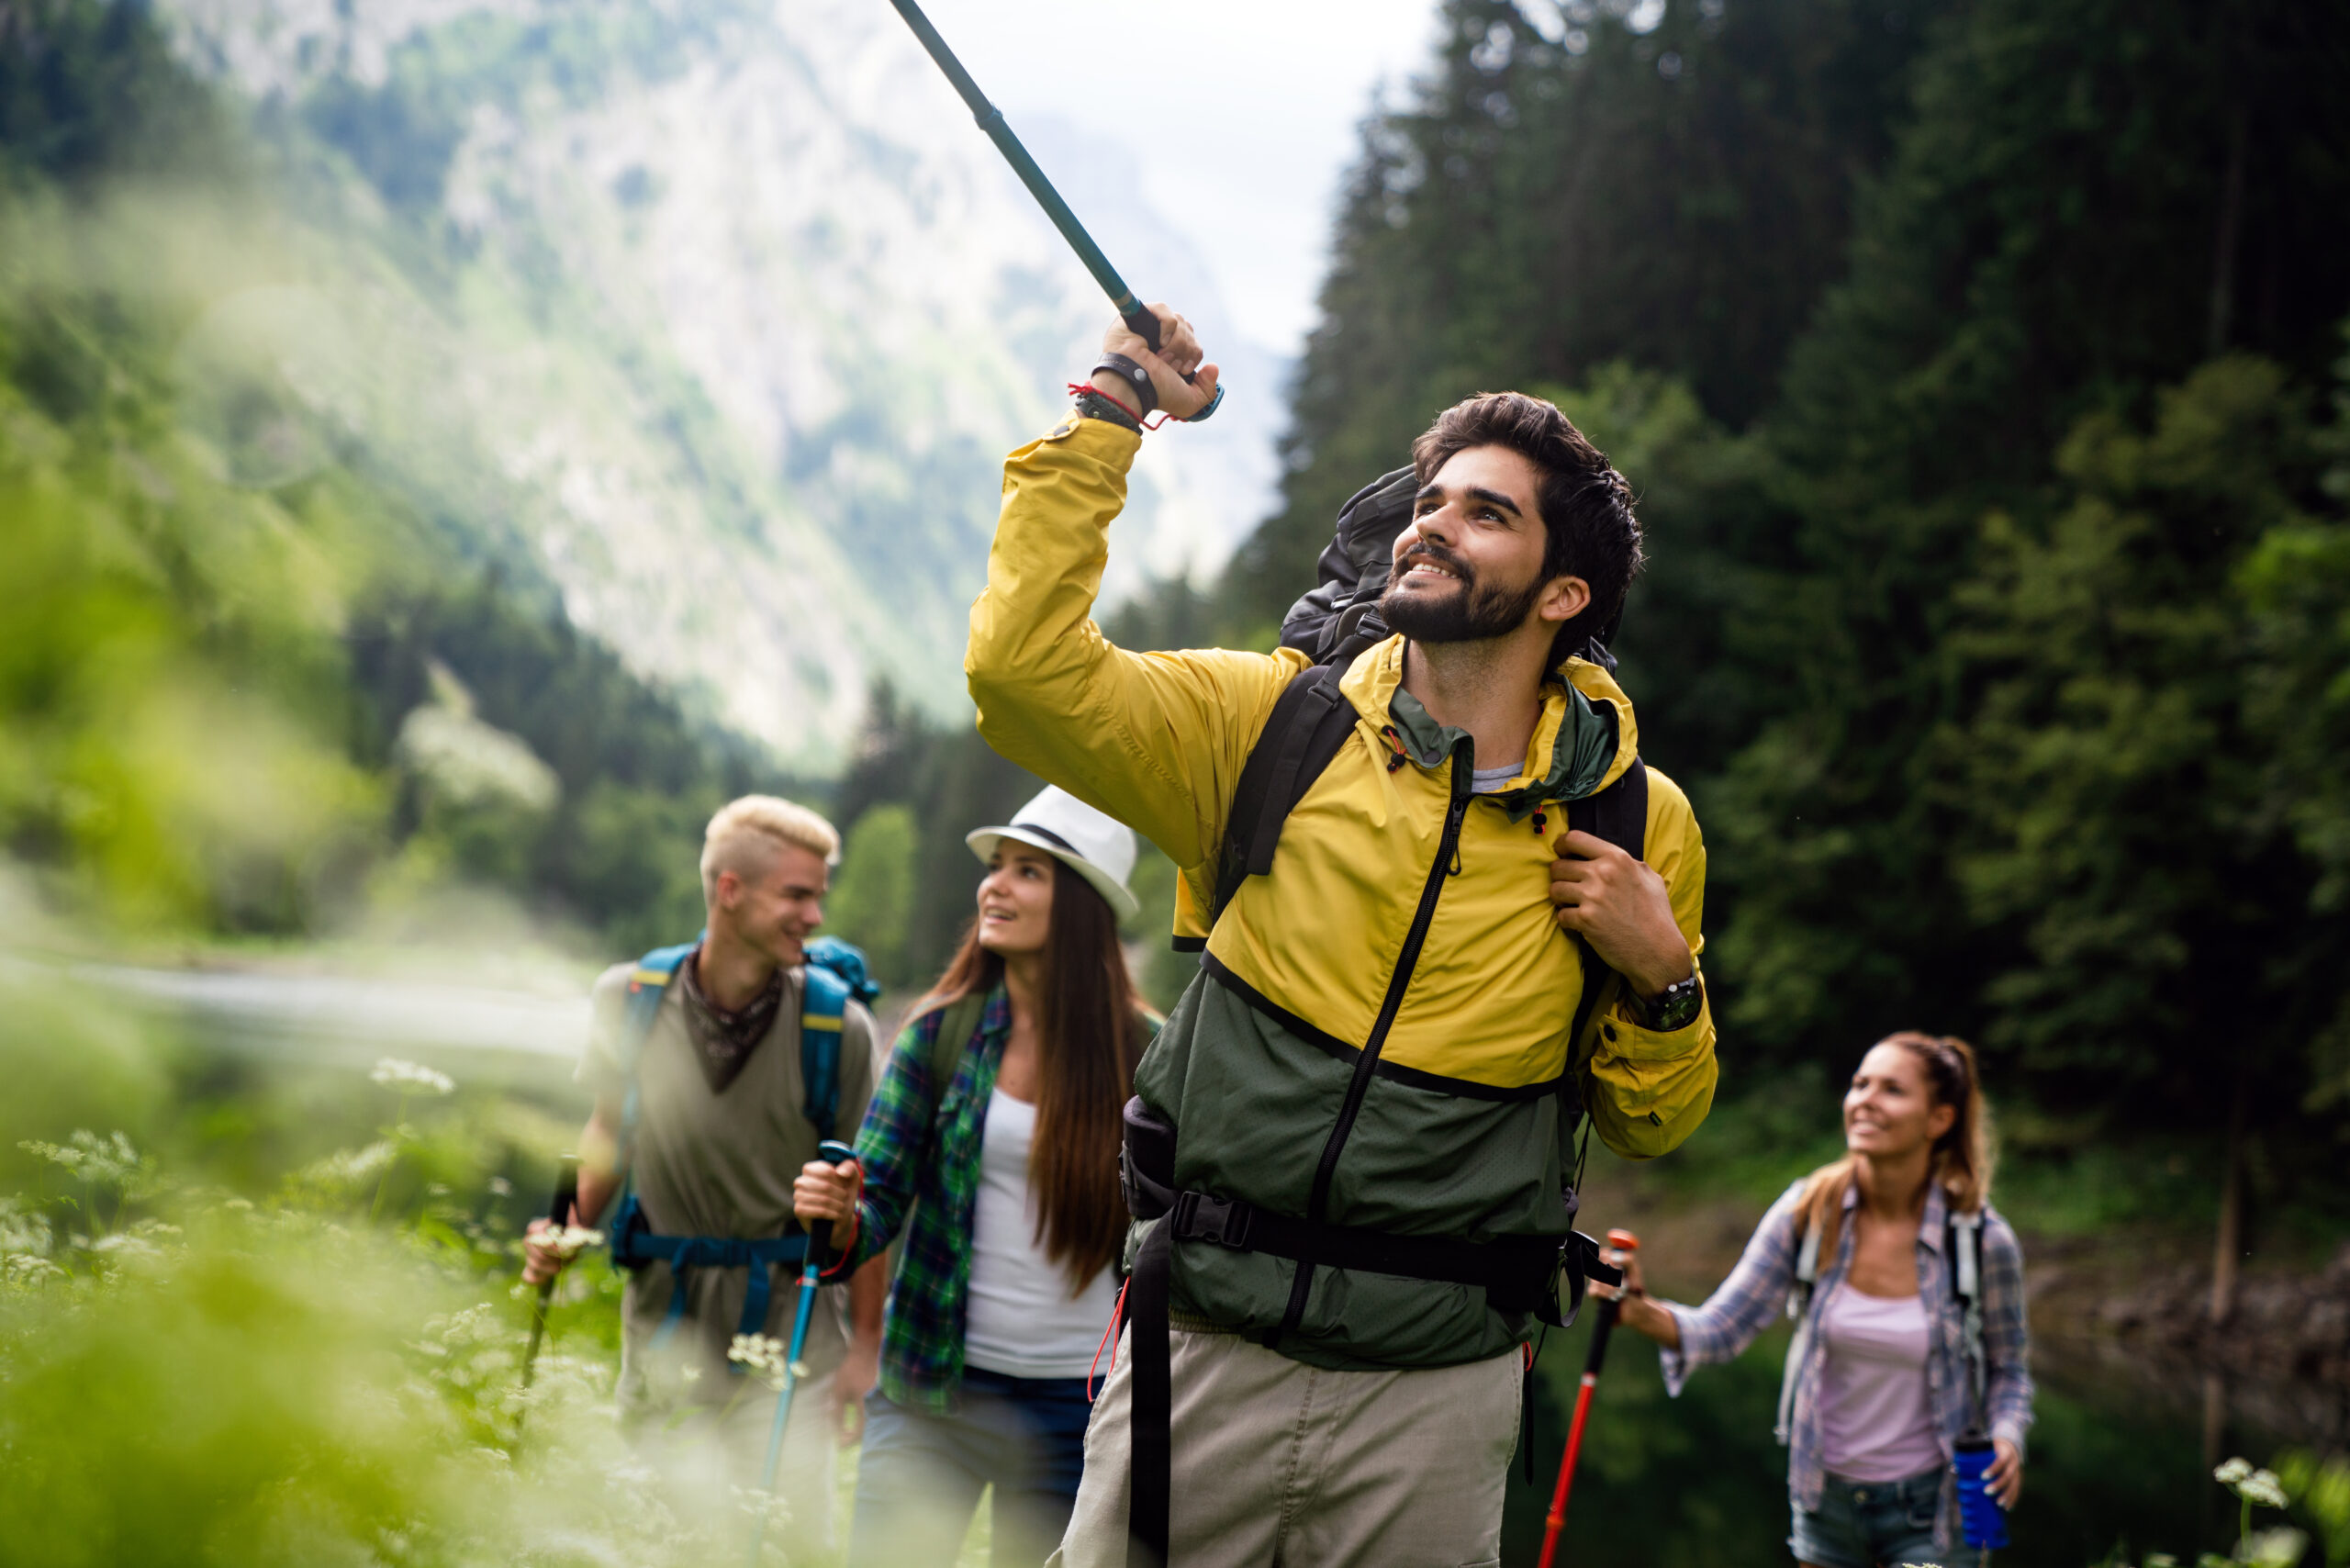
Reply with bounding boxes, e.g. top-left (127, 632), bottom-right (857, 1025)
top-left (605, 935), bottom-right (881, 1351)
